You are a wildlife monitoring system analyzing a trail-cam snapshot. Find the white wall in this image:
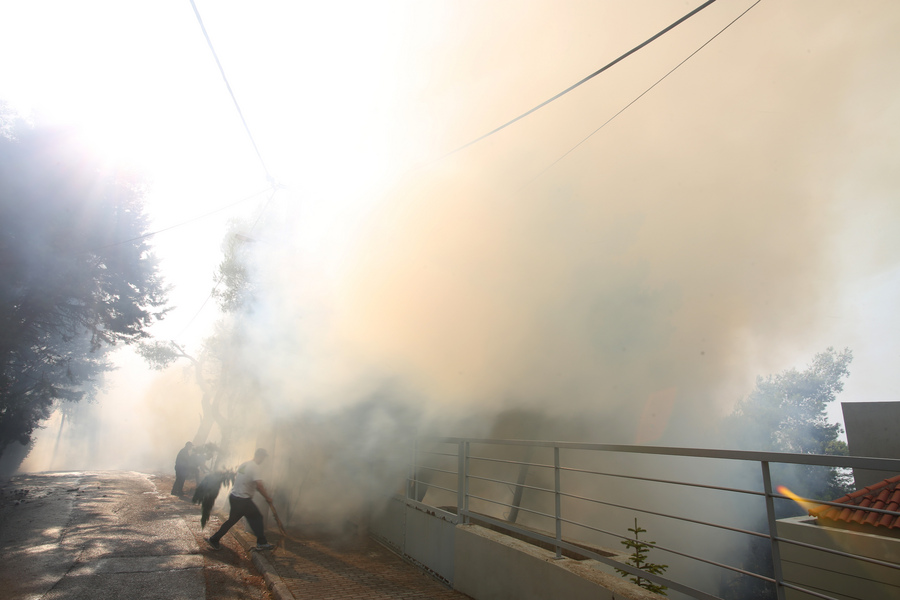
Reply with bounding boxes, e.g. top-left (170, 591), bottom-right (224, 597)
top-left (453, 524), bottom-right (659, 600)
top-left (778, 516), bottom-right (900, 600)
